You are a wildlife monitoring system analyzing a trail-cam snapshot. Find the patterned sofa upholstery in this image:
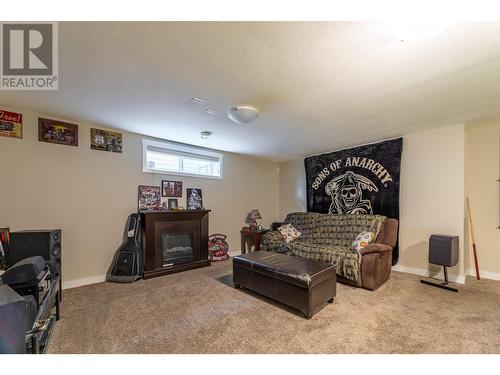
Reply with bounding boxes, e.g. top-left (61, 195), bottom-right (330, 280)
top-left (261, 212), bottom-right (399, 290)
